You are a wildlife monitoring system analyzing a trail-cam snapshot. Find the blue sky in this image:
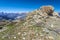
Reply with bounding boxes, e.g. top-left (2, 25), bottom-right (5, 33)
top-left (0, 0), bottom-right (60, 13)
